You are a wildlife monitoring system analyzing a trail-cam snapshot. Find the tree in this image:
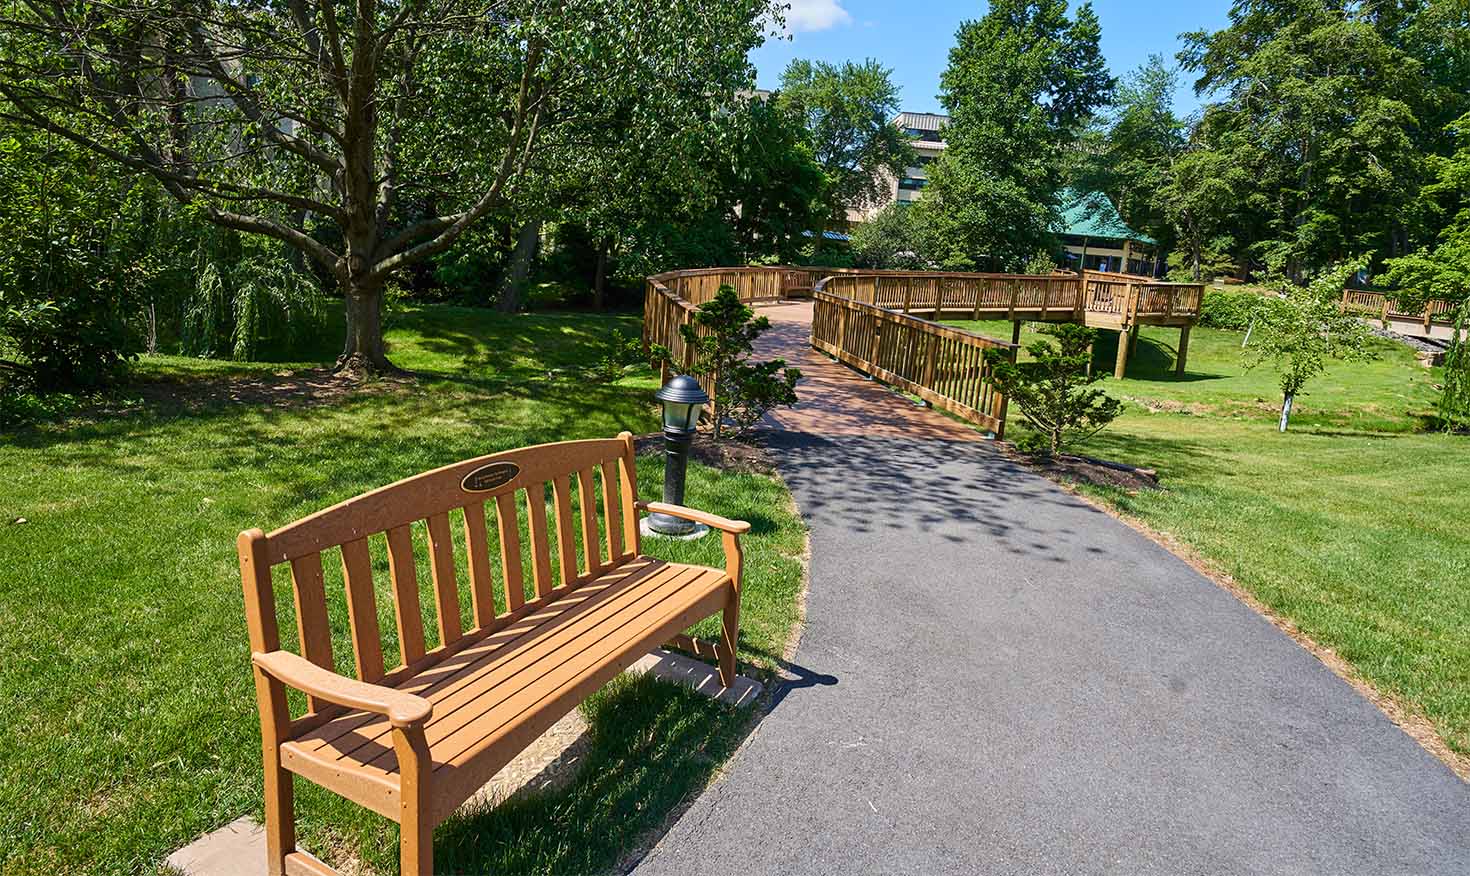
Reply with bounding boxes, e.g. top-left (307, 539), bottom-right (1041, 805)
top-left (1246, 259), bottom-right (1375, 431)
top-left (0, 0), bottom-right (774, 373)
top-left (715, 96), bottom-right (826, 263)
top-left (777, 59), bottom-right (914, 242)
top-left (1179, 0), bottom-right (1470, 278)
top-left (985, 322), bottom-right (1122, 454)
top-left (848, 202), bottom-right (932, 269)
top-left (1385, 111), bottom-right (1470, 430)
top-left (1070, 55), bottom-right (1186, 253)
top-left (677, 286), bottom-right (800, 441)
top-left (919, 0), bottom-right (1113, 270)
top-left (1157, 140), bottom-right (1249, 281)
